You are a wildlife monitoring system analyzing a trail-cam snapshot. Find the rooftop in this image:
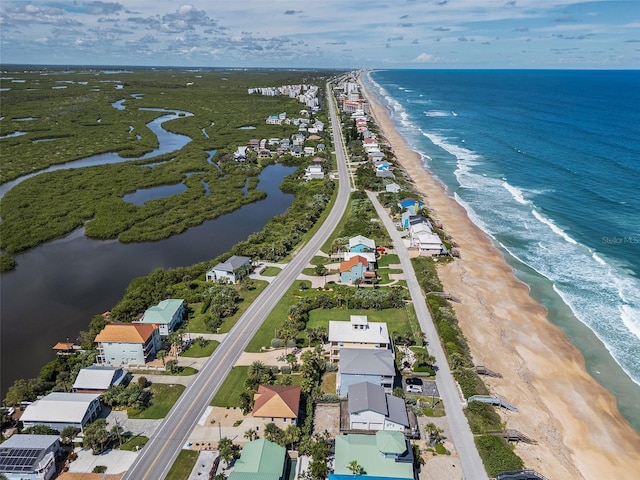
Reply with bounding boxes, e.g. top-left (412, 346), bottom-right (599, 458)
top-left (339, 255), bottom-right (369, 273)
top-left (252, 385), bottom-right (300, 419)
top-left (329, 319), bottom-right (389, 345)
top-left (348, 382), bottom-right (409, 428)
top-left (229, 438), bottom-right (285, 480)
top-left (21, 392), bottom-right (100, 425)
top-left (139, 299), bottom-right (184, 325)
top-left (72, 366), bottom-right (126, 391)
top-left (339, 349), bottom-right (395, 376)
top-left (94, 323), bottom-right (158, 344)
